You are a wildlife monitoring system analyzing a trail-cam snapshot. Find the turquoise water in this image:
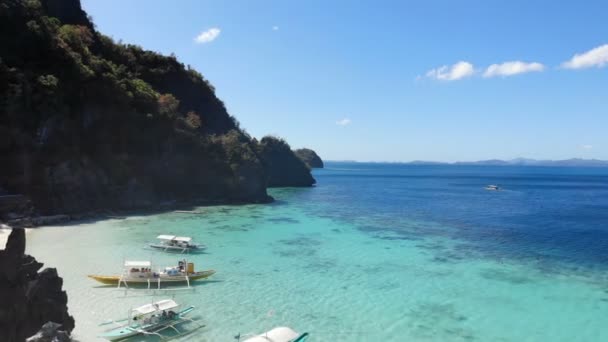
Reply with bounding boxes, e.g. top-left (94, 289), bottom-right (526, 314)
top-left (26, 163), bottom-right (608, 341)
